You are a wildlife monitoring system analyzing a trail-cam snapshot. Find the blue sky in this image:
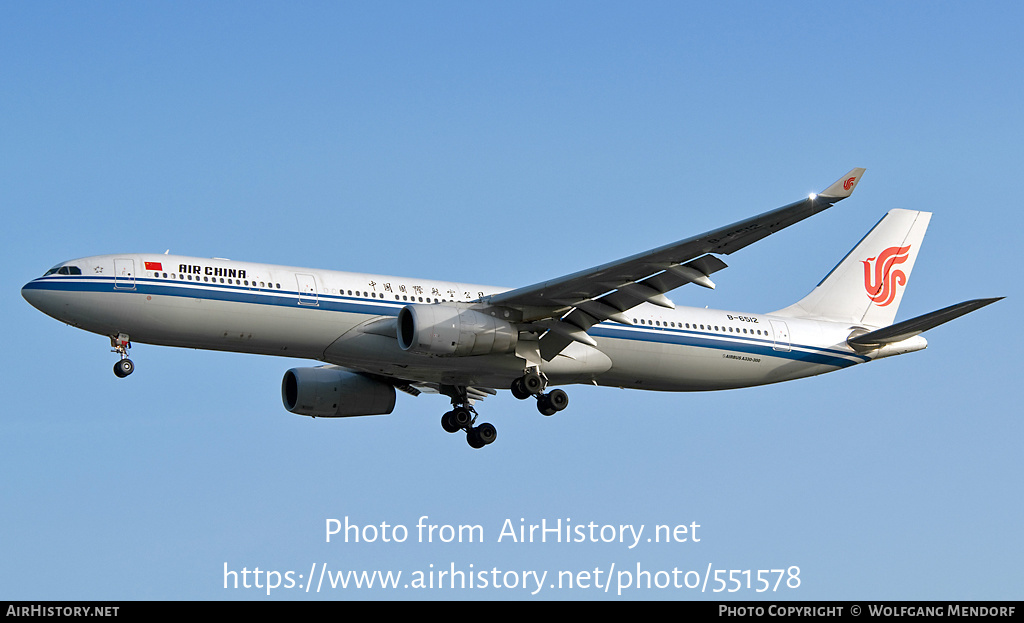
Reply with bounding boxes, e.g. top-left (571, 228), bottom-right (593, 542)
top-left (2, 2), bottom-right (1020, 600)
